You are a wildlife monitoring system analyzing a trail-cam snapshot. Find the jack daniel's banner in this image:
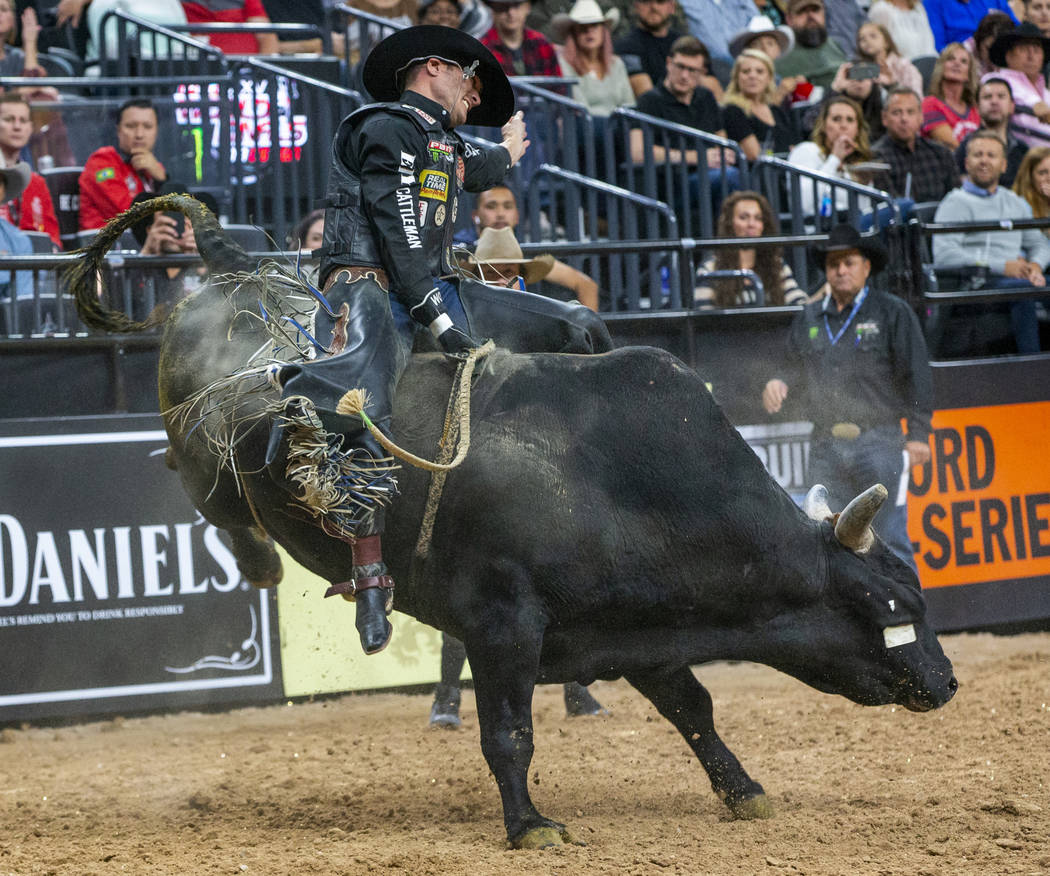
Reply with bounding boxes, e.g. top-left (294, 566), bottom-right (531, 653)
top-left (0, 414), bottom-right (281, 721)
